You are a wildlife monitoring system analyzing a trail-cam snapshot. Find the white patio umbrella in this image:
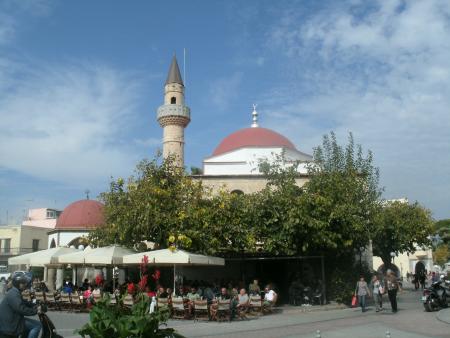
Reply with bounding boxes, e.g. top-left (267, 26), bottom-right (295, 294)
top-left (123, 249), bottom-right (225, 291)
top-left (8, 247), bottom-right (78, 267)
top-left (122, 249), bottom-right (225, 266)
top-left (58, 246), bottom-right (94, 265)
top-left (59, 245), bottom-right (135, 266)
